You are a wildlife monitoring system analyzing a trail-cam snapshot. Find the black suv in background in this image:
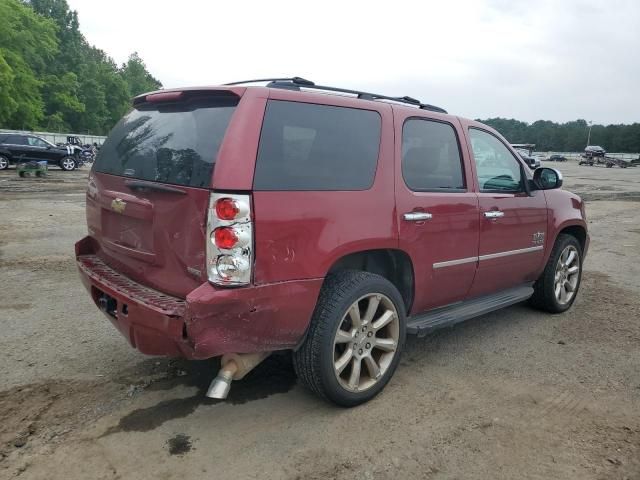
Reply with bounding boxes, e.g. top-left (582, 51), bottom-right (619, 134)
top-left (0, 133), bottom-right (78, 171)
